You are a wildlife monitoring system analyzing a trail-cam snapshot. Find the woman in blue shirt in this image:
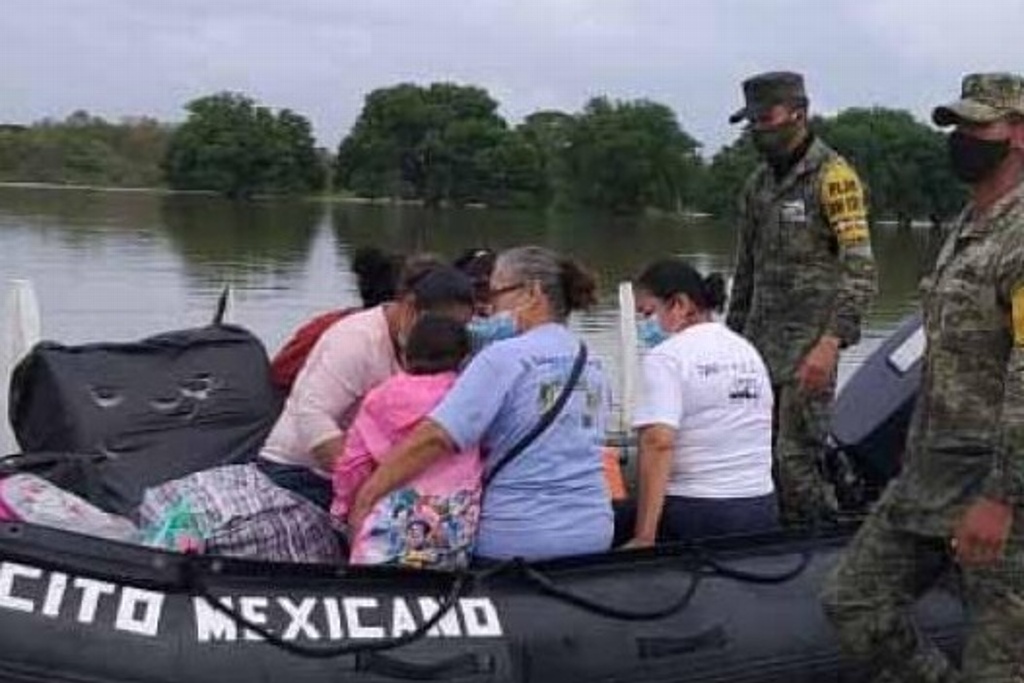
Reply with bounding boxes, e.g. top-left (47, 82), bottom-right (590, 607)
top-left (349, 246), bottom-right (613, 561)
